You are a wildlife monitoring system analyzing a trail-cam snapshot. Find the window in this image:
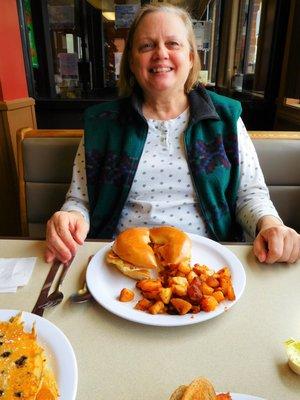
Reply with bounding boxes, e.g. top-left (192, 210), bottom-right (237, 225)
top-left (23, 0), bottom-right (222, 100)
top-left (232, 0), bottom-right (263, 93)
